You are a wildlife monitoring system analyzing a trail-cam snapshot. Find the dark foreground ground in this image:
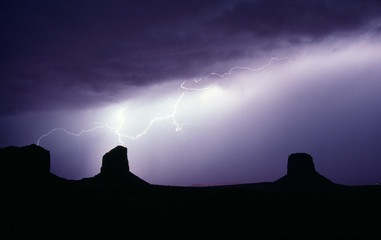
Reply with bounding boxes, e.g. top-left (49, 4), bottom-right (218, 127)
top-left (3, 177), bottom-right (381, 239)
top-left (1, 145), bottom-right (381, 239)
